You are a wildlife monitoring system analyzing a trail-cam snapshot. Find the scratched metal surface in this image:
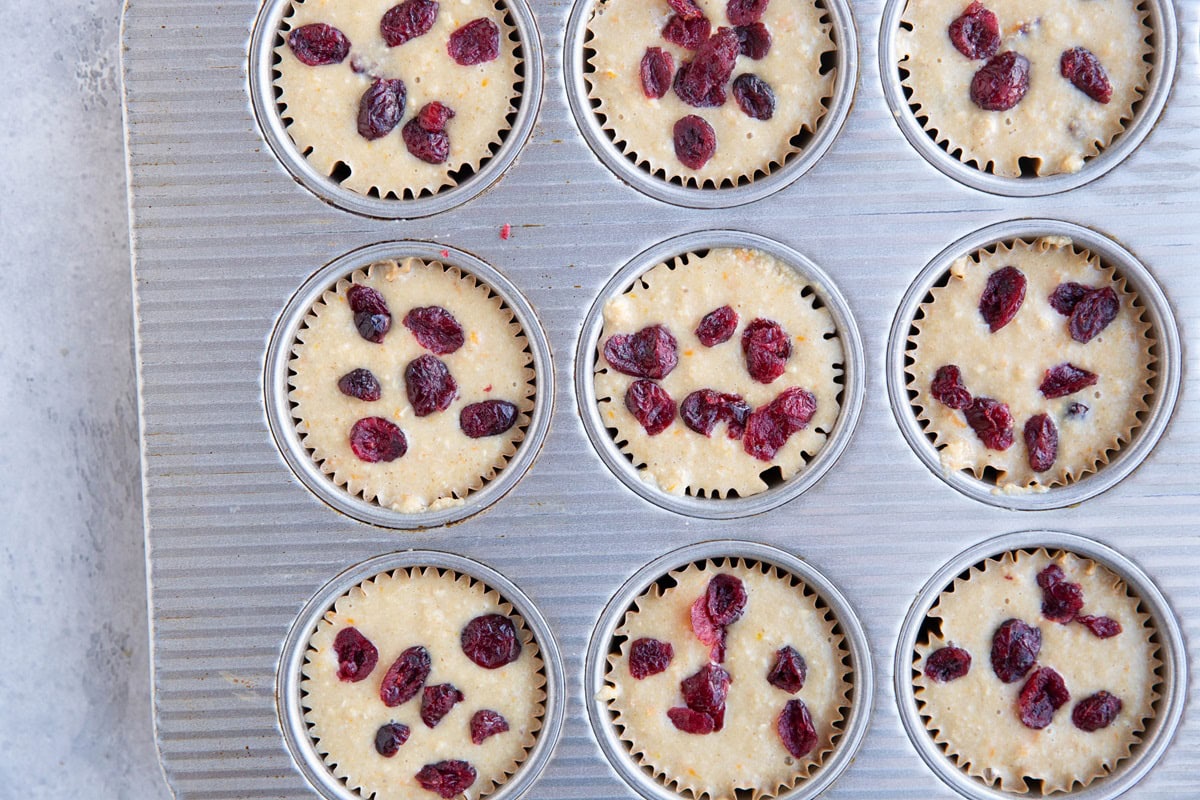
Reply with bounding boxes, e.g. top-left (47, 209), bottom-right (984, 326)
top-left (121, 0), bottom-right (1200, 797)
